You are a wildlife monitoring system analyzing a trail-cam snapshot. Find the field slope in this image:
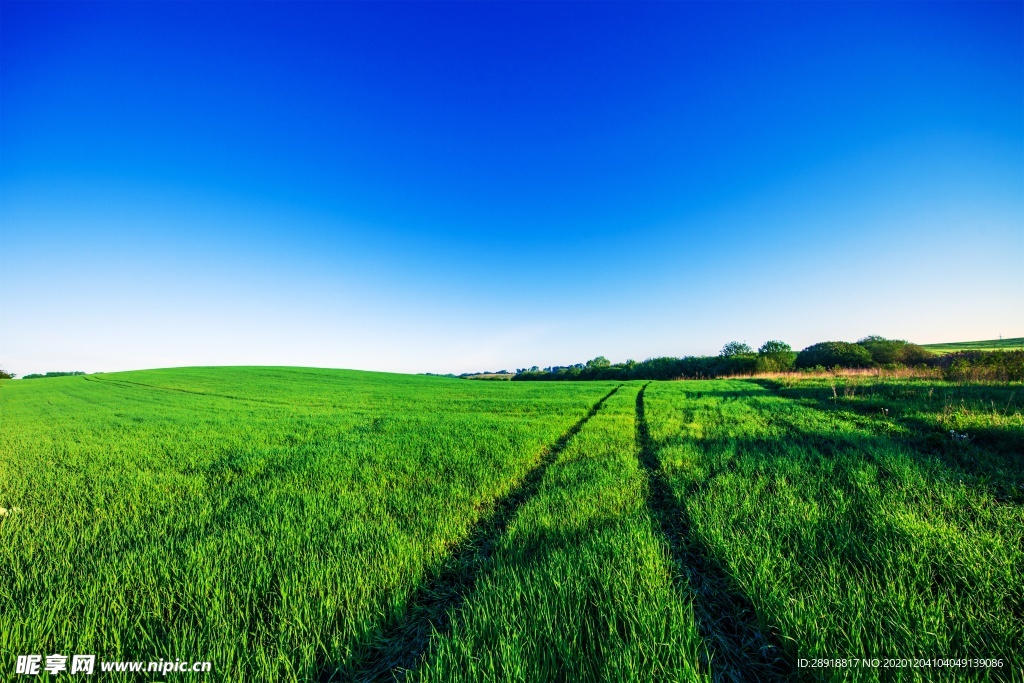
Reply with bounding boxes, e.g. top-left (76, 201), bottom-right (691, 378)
top-left (922, 337), bottom-right (1024, 353)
